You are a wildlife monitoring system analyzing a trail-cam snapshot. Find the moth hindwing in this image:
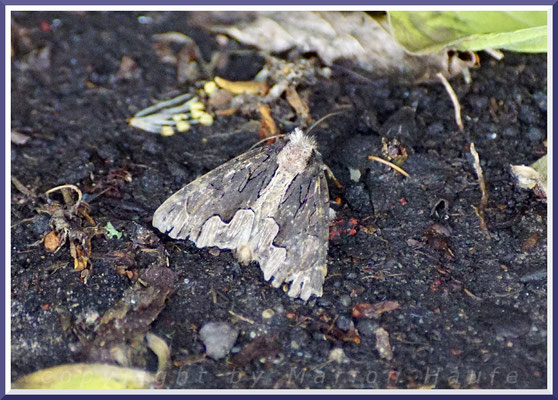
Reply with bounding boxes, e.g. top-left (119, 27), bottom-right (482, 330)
top-left (153, 128), bottom-right (329, 300)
